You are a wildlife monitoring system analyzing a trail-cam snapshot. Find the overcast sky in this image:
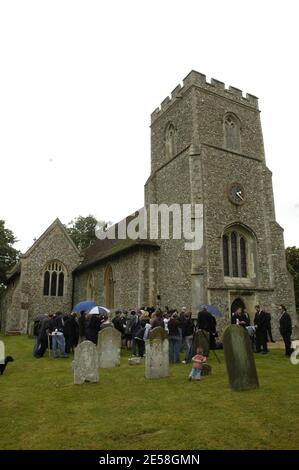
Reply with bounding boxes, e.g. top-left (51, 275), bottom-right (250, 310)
top-left (0, 0), bottom-right (298, 252)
